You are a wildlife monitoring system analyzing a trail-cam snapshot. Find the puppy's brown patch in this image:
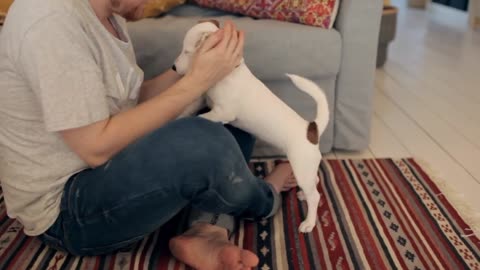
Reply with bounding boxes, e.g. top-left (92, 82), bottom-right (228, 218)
top-left (307, 122), bottom-right (319, 145)
top-left (198, 19), bottom-right (220, 28)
